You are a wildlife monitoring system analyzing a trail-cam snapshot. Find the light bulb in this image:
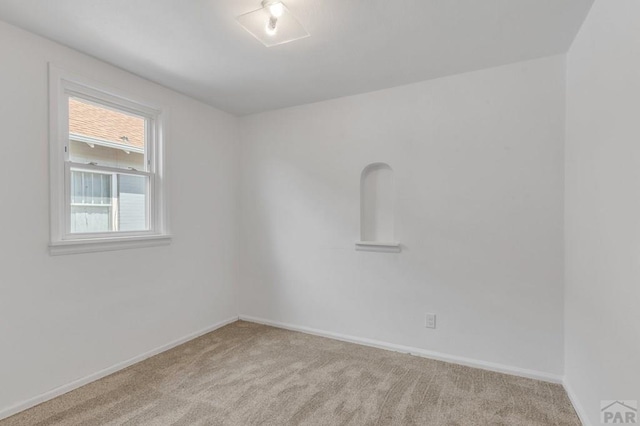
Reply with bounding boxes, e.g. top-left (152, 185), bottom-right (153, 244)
top-left (268, 2), bottom-right (284, 18)
top-left (265, 16), bottom-right (277, 36)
